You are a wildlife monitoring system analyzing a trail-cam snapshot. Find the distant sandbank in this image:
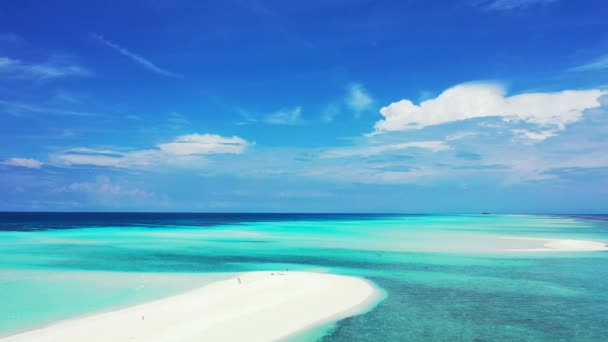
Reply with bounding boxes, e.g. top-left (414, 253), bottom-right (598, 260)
top-left (501, 237), bottom-right (608, 252)
top-left (0, 271), bottom-right (381, 342)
